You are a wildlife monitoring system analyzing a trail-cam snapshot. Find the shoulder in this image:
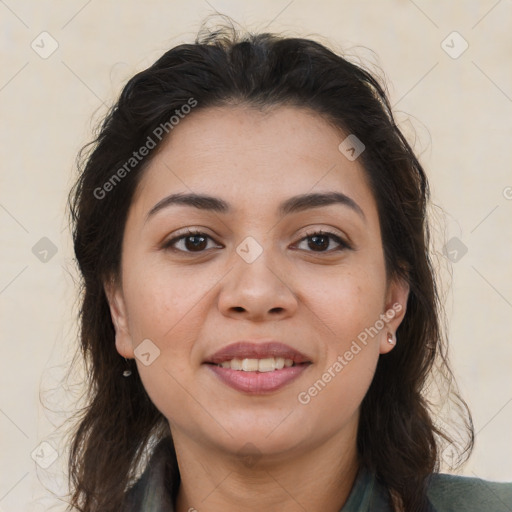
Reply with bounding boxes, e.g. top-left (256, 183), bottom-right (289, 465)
top-left (427, 472), bottom-right (512, 512)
